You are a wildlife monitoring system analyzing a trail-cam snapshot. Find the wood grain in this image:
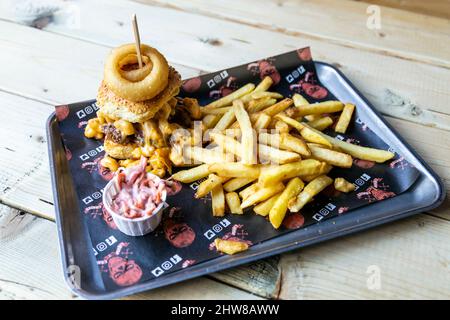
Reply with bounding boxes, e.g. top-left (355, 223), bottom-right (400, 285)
top-left (0, 17), bottom-right (448, 220)
top-left (139, 0), bottom-right (450, 68)
top-left (0, 4), bottom-right (449, 130)
top-left (278, 214), bottom-right (450, 299)
top-left (0, 204), bottom-right (260, 300)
